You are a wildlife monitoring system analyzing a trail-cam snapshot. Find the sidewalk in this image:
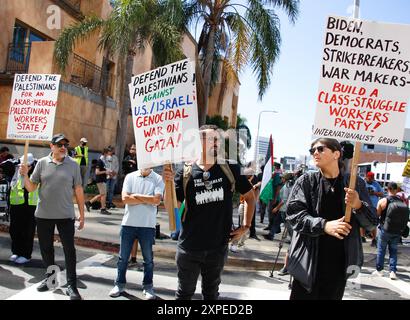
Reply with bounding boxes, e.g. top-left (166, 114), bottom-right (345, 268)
top-left (70, 202), bottom-right (288, 271)
top-left (1, 198), bottom-right (409, 272)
